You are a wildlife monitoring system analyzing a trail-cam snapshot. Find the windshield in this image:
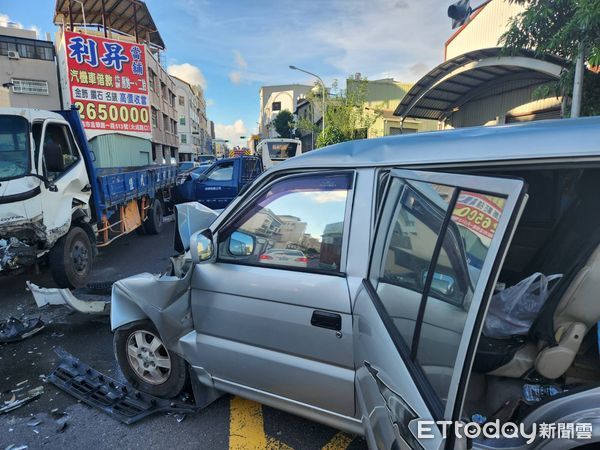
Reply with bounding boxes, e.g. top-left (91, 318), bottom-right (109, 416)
top-left (0, 115), bottom-right (30, 180)
top-left (267, 142), bottom-right (298, 161)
